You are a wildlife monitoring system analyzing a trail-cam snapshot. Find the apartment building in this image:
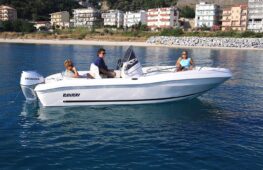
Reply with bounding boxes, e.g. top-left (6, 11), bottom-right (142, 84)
top-left (147, 6), bottom-right (179, 30)
top-left (222, 4), bottom-right (248, 31)
top-left (102, 10), bottom-right (124, 28)
top-left (0, 5), bottom-right (17, 21)
top-left (248, 0), bottom-right (263, 32)
top-left (195, 2), bottom-right (220, 28)
top-left (50, 11), bottom-right (70, 29)
top-left (73, 7), bottom-right (101, 28)
top-left (123, 10), bottom-right (147, 28)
